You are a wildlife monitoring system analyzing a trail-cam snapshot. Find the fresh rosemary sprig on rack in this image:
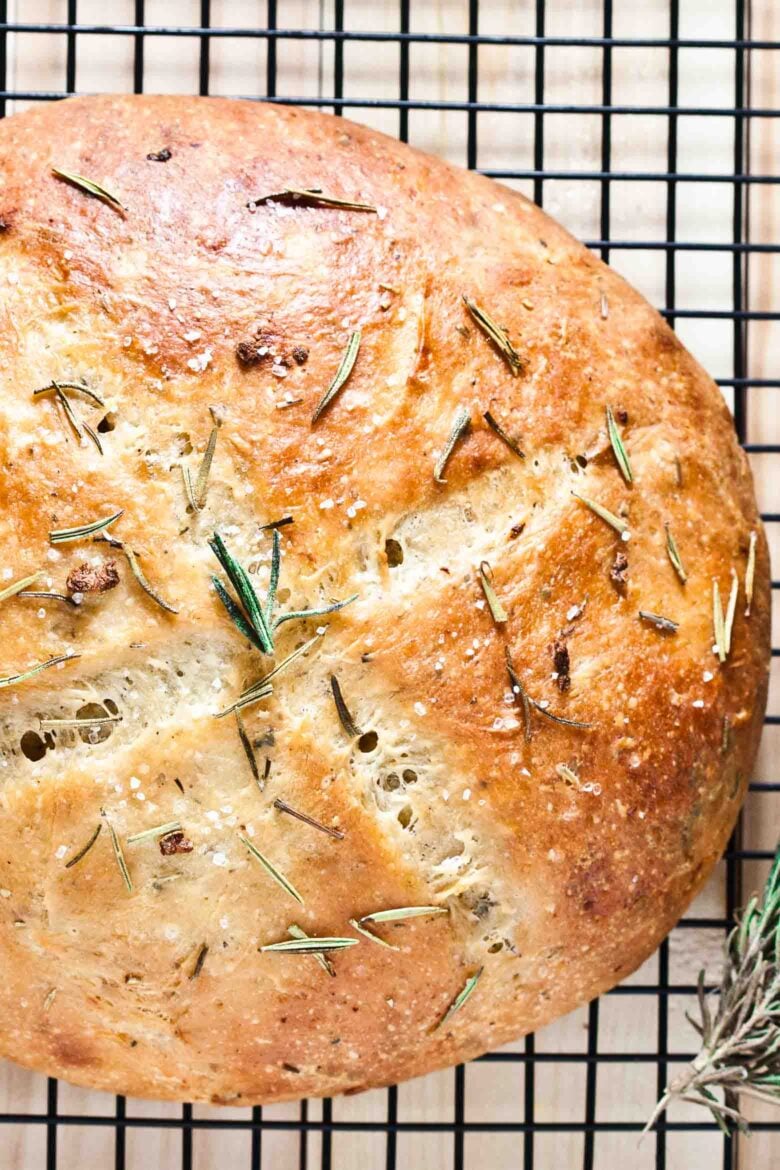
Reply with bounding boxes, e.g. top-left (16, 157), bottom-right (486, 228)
top-left (647, 842), bottom-right (780, 1134)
